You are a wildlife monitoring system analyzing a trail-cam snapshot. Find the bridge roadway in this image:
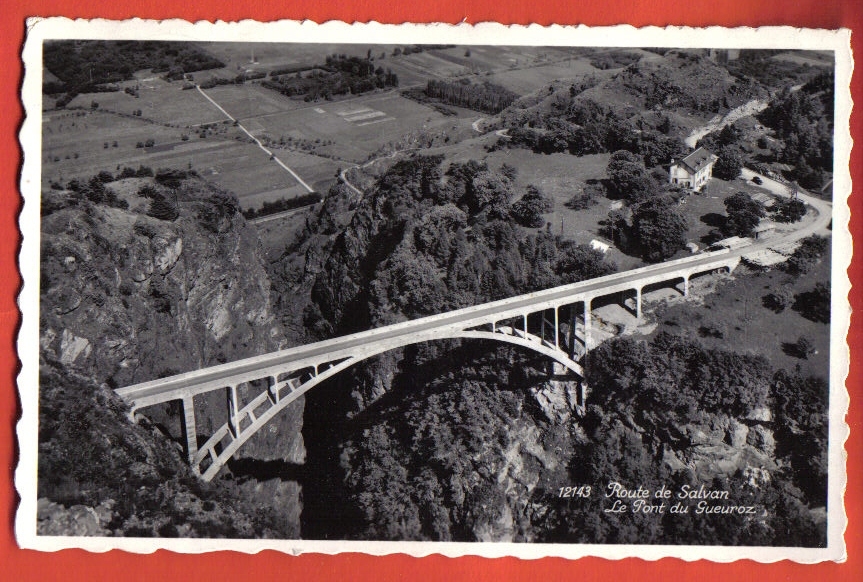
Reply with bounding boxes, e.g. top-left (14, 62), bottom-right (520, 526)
top-left (117, 248), bottom-right (742, 410)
